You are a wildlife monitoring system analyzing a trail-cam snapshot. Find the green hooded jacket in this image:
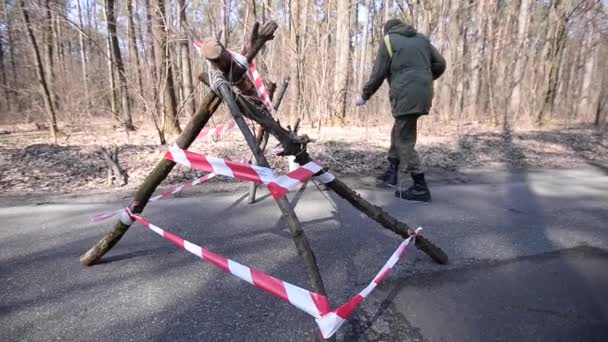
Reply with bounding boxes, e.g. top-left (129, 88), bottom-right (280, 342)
top-left (362, 23), bottom-right (446, 117)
